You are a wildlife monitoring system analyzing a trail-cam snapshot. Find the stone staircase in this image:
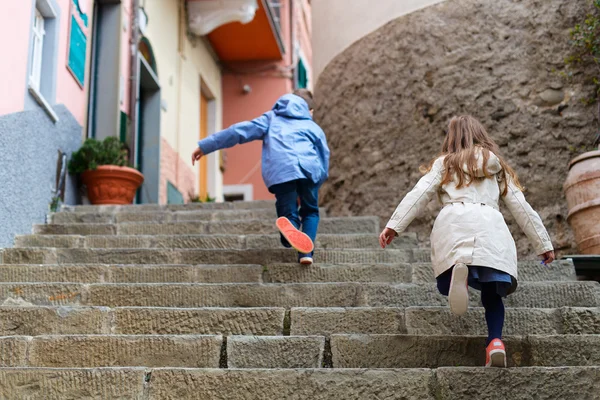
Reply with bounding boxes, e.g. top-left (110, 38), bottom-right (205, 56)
top-left (0, 201), bottom-right (598, 399)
